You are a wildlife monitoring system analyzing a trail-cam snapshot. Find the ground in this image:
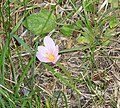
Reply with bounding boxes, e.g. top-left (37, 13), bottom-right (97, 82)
top-left (0, 0), bottom-right (120, 108)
